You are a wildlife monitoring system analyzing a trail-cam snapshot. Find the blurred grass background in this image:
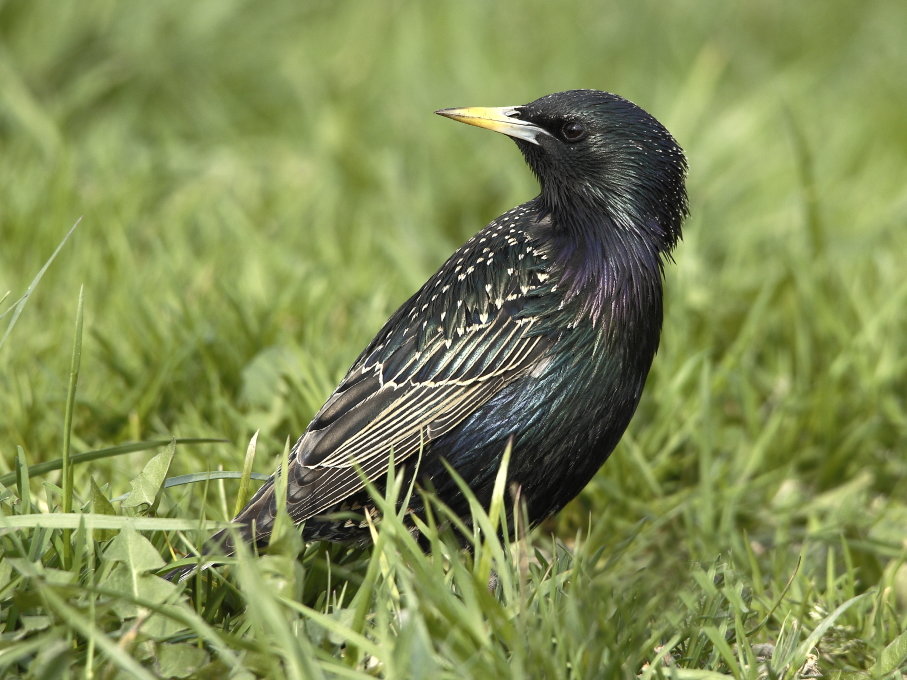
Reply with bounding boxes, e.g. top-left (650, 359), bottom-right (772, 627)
top-left (1, 0), bottom-right (906, 677)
